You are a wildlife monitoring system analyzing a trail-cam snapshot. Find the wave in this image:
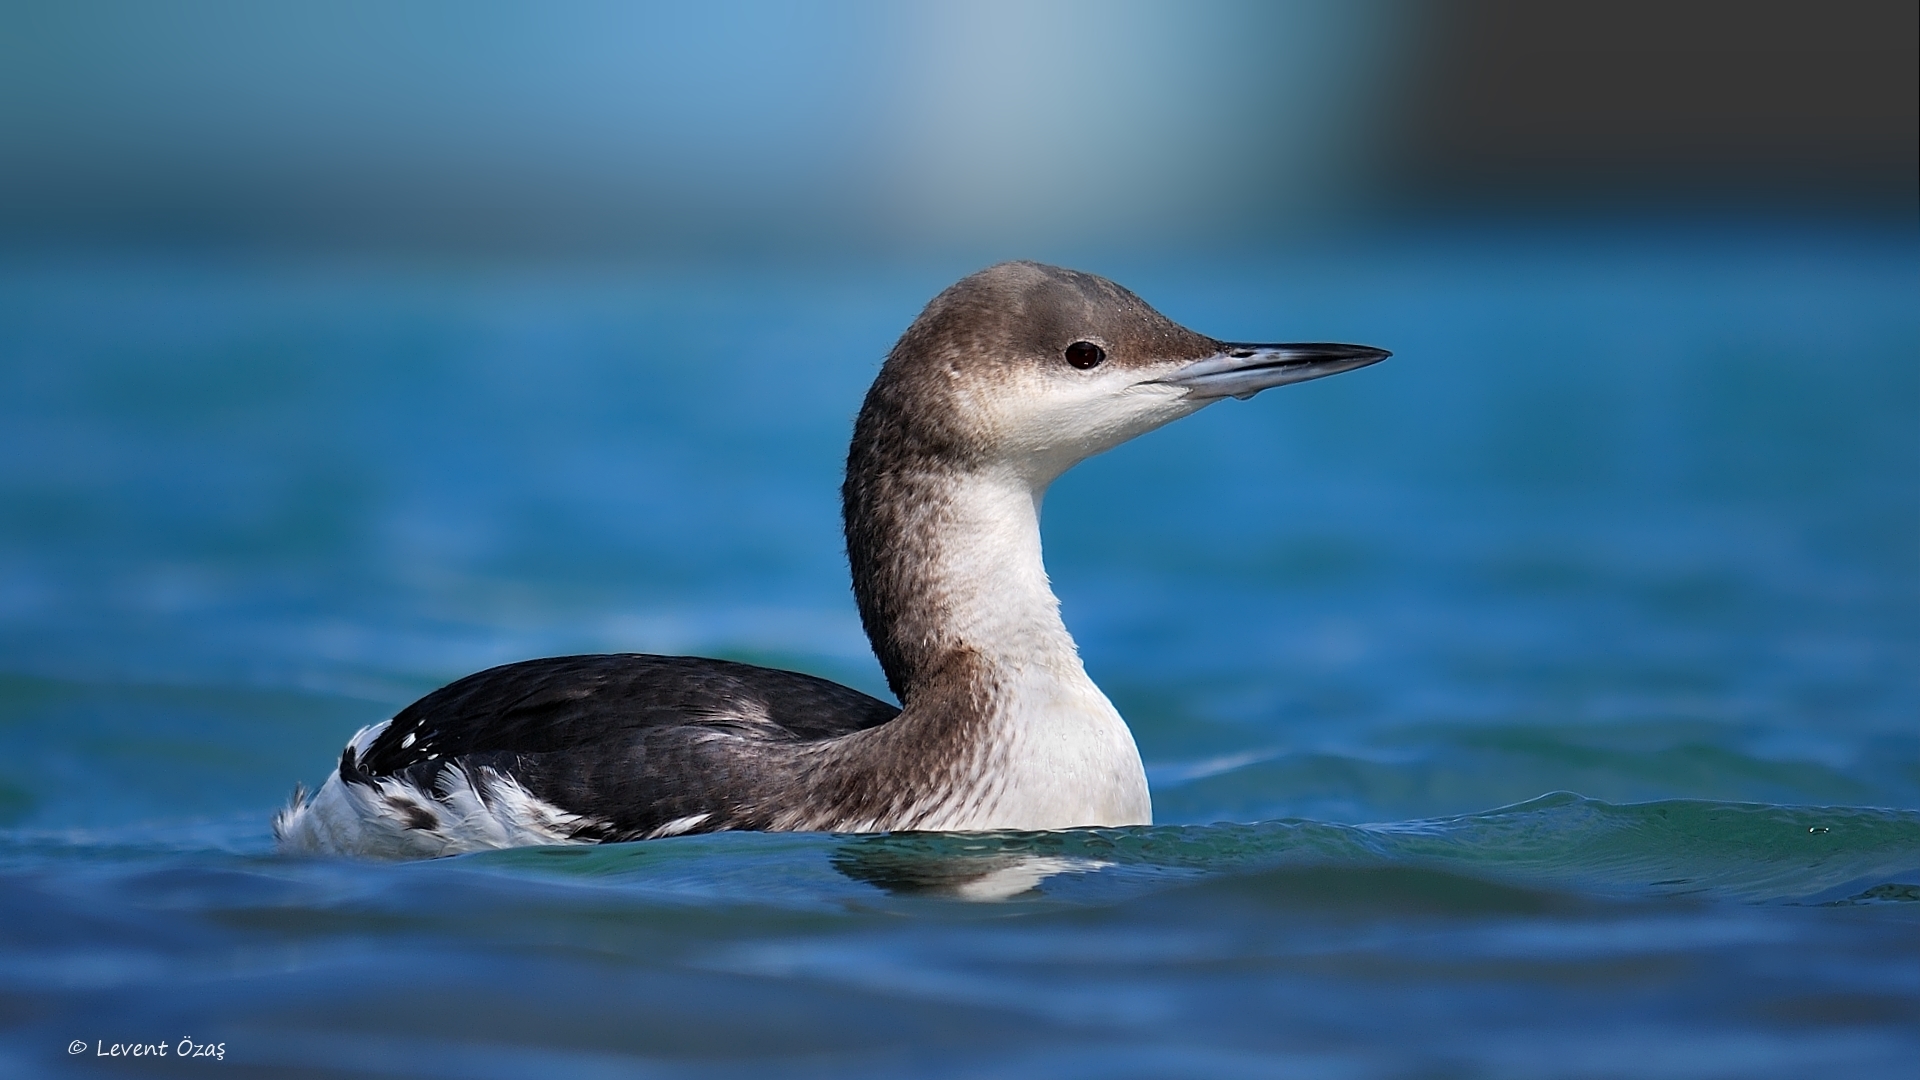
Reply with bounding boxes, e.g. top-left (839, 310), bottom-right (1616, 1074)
top-left (453, 793), bottom-right (1920, 909)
